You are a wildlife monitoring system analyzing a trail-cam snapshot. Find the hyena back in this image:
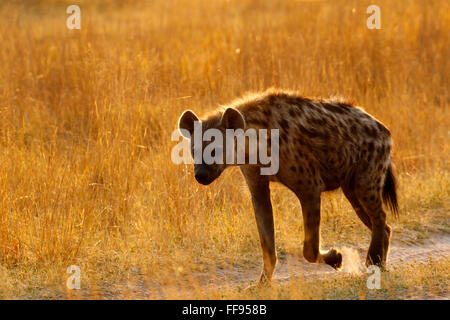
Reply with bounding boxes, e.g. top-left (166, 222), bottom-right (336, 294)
top-left (178, 89), bottom-right (398, 284)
